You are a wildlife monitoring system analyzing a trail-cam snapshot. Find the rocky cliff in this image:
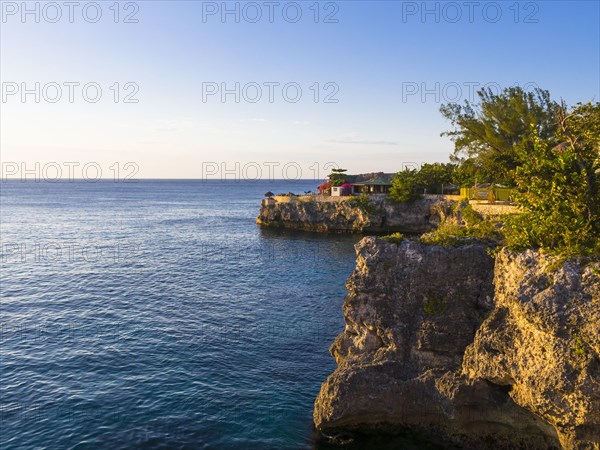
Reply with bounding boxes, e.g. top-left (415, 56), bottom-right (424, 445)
top-left (256, 197), bottom-right (453, 233)
top-left (314, 238), bottom-right (600, 449)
